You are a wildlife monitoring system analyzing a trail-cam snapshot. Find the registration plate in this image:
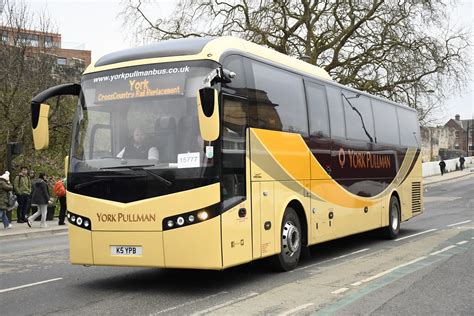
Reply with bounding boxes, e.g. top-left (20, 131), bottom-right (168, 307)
top-left (111, 246), bottom-right (142, 256)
